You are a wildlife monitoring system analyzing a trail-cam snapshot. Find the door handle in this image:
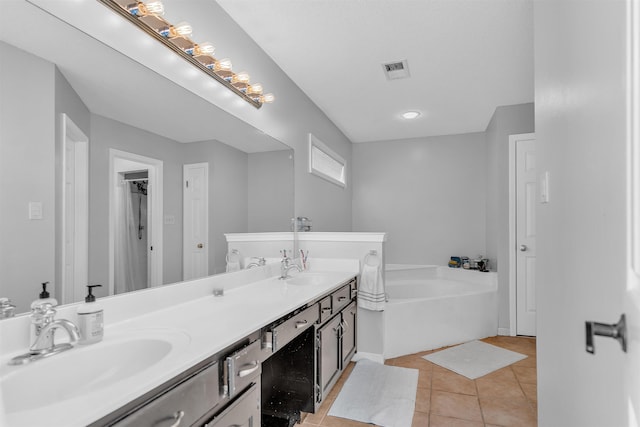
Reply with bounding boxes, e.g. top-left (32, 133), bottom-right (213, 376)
top-left (585, 313), bottom-right (627, 354)
top-left (197, 243), bottom-right (204, 249)
top-left (520, 244), bottom-right (528, 251)
top-left (238, 361), bottom-right (260, 377)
